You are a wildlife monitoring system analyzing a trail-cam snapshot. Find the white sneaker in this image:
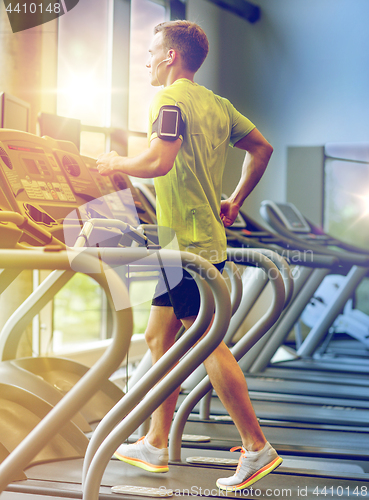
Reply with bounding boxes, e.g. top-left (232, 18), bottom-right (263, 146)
top-left (216, 442), bottom-right (282, 491)
top-left (114, 436), bottom-right (169, 473)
